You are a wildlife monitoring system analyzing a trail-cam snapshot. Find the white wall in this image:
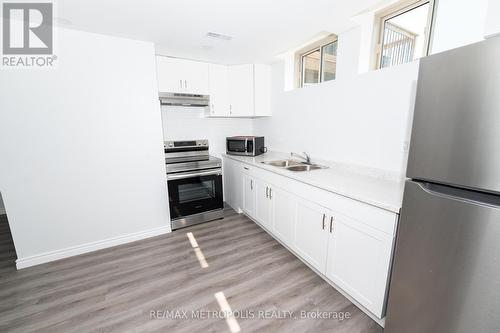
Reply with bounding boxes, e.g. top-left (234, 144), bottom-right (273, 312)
top-left (161, 107), bottom-right (254, 156)
top-left (254, 60), bottom-right (419, 174)
top-left (336, 27), bottom-right (363, 79)
top-left (0, 28), bottom-right (170, 267)
top-left (485, 0), bottom-right (500, 38)
top-left (262, 0), bottom-right (489, 176)
top-left (431, 0), bottom-right (489, 54)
